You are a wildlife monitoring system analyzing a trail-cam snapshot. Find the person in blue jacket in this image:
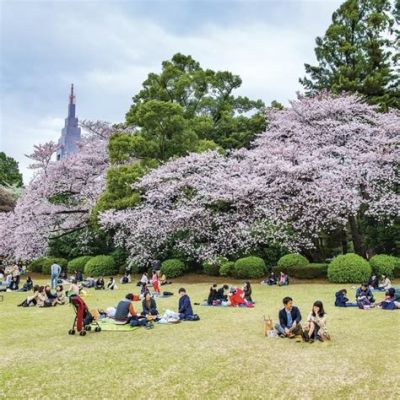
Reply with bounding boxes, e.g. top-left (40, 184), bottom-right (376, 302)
top-left (335, 289), bottom-right (358, 307)
top-left (275, 296), bottom-right (303, 338)
top-left (355, 283), bottom-right (375, 304)
top-left (178, 288), bottom-right (194, 320)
